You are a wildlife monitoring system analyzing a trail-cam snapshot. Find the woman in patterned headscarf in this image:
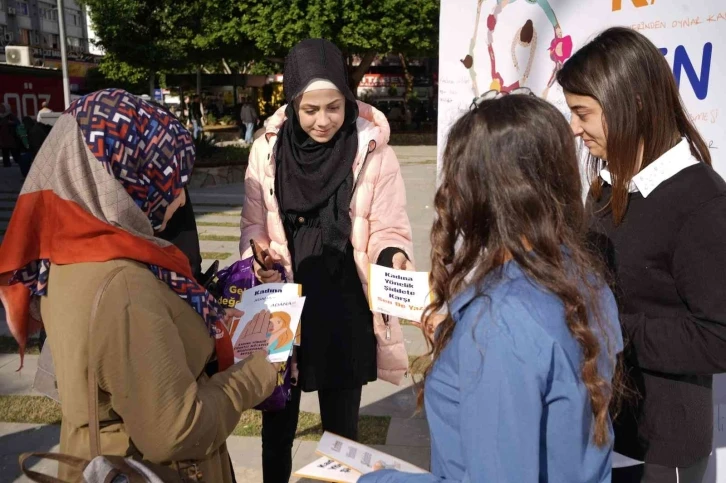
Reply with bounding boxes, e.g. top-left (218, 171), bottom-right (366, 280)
top-left (0, 89), bottom-right (277, 482)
